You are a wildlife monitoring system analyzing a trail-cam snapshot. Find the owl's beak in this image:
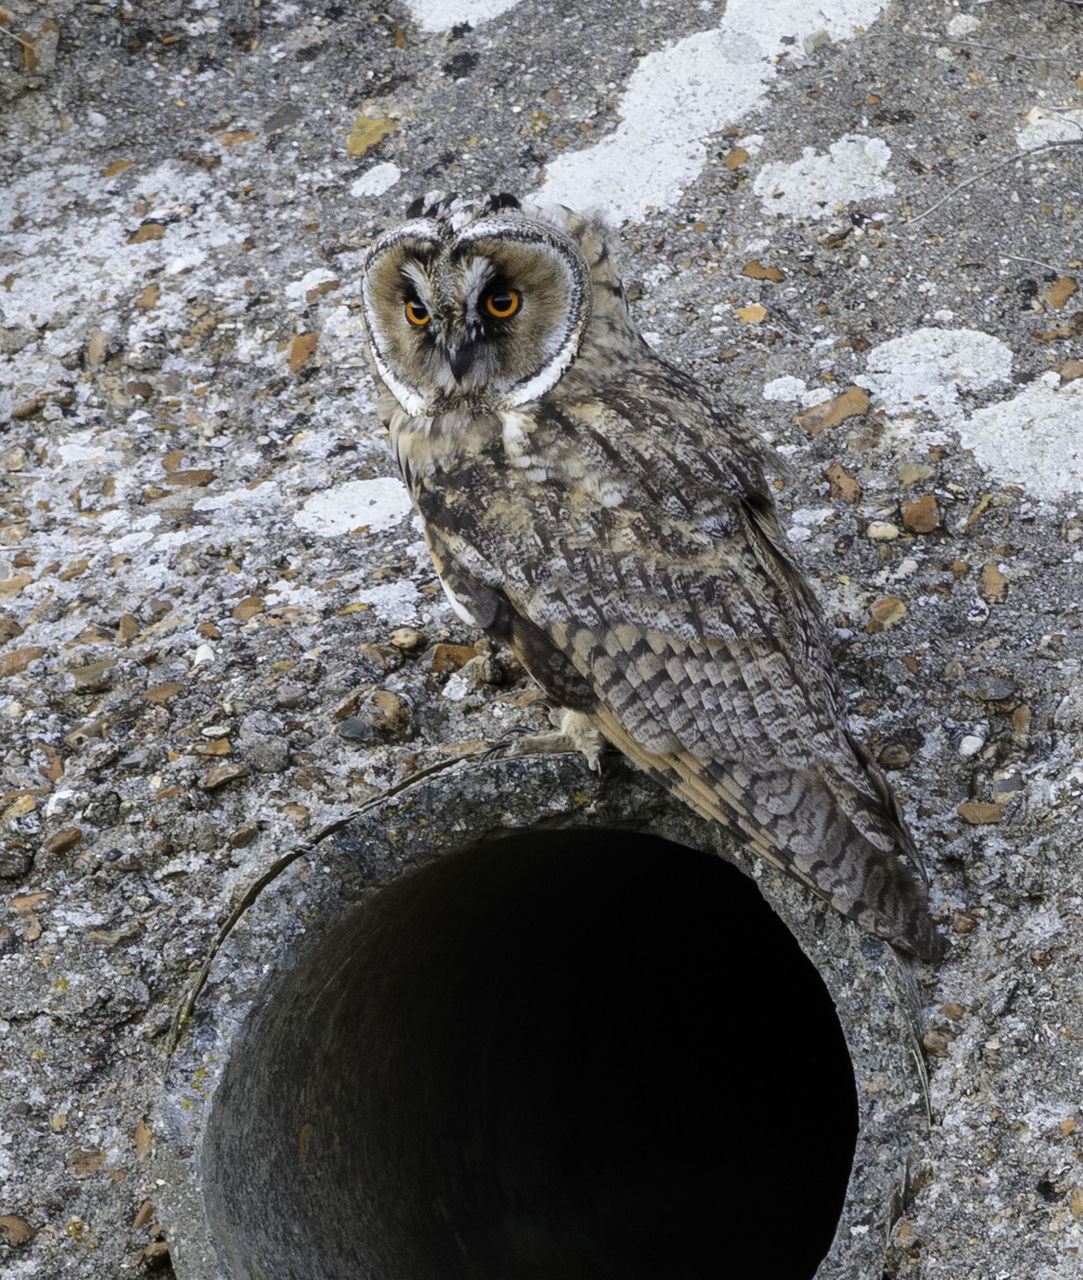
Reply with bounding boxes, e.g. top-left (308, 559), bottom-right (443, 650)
top-left (444, 337), bottom-right (478, 383)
